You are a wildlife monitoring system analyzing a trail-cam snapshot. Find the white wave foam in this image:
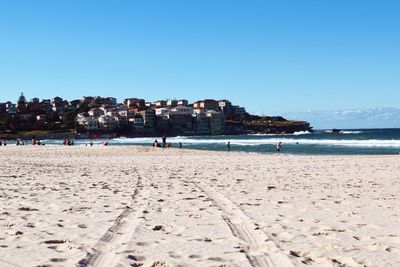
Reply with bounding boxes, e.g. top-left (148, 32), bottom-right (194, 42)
top-left (323, 130), bottom-right (363, 134)
top-left (293, 131), bottom-right (311, 135)
top-left (340, 130), bottom-right (363, 134)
